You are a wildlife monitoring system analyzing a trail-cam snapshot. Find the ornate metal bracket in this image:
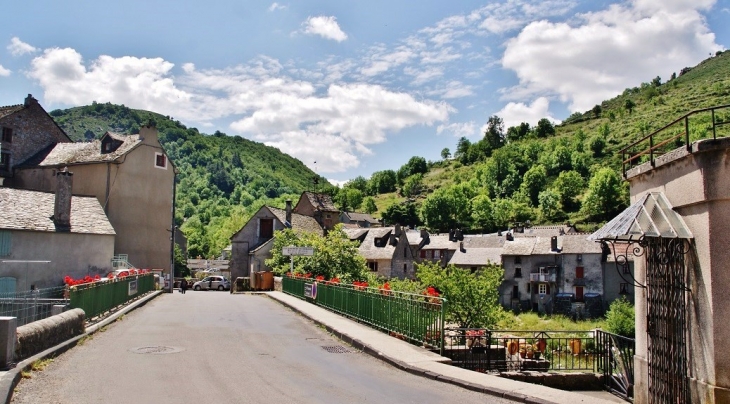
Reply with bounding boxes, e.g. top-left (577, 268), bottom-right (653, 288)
top-left (601, 238), bottom-right (648, 289)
